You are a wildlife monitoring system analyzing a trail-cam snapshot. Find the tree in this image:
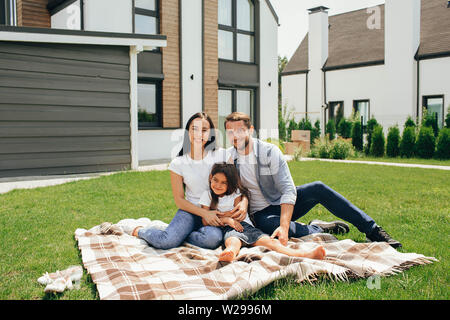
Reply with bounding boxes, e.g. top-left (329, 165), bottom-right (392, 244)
top-left (351, 120), bottom-right (363, 151)
top-left (326, 119), bottom-right (336, 141)
top-left (386, 126), bottom-right (400, 157)
top-left (400, 126), bottom-right (416, 158)
top-left (370, 125), bottom-right (385, 157)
